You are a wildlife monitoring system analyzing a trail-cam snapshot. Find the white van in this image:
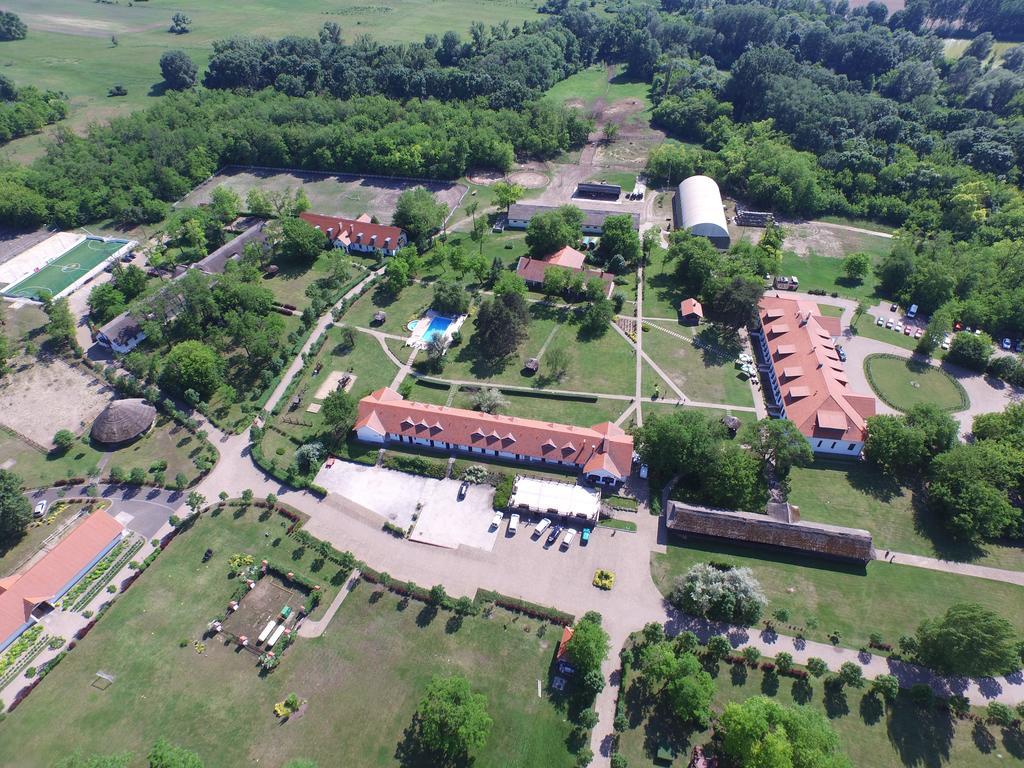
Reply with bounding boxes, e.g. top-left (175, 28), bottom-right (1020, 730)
top-left (561, 530), bottom-right (576, 549)
top-left (509, 513), bottom-right (520, 534)
top-left (534, 517), bottom-right (551, 538)
top-left (907, 304), bottom-right (918, 319)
